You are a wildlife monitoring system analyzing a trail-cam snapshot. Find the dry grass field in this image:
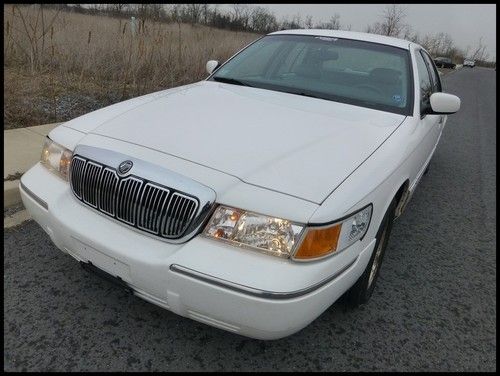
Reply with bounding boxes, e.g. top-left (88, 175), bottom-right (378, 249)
top-left (4, 5), bottom-right (259, 129)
